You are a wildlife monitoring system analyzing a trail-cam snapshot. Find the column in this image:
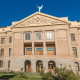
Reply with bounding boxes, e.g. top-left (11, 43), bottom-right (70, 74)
top-left (55, 30), bottom-right (58, 56)
top-left (22, 32), bottom-right (24, 55)
top-left (32, 31), bottom-right (34, 55)
top-left (44, 60), bottom-right (48, 72)
top-left (32, 42), bottom-right (34, 55)
top-left (43, 30), bottom-right (46, 55)
top-left (31, 60), bottom-right (36, 72)
top-left (43, 42), bottom-right (46, 55)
